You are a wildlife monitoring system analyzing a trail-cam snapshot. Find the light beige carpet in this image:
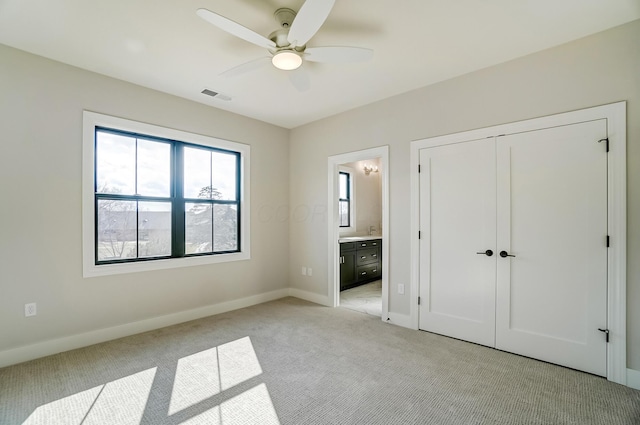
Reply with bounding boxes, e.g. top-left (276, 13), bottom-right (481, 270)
top-left (1, 297), bottom-right (639, 424)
